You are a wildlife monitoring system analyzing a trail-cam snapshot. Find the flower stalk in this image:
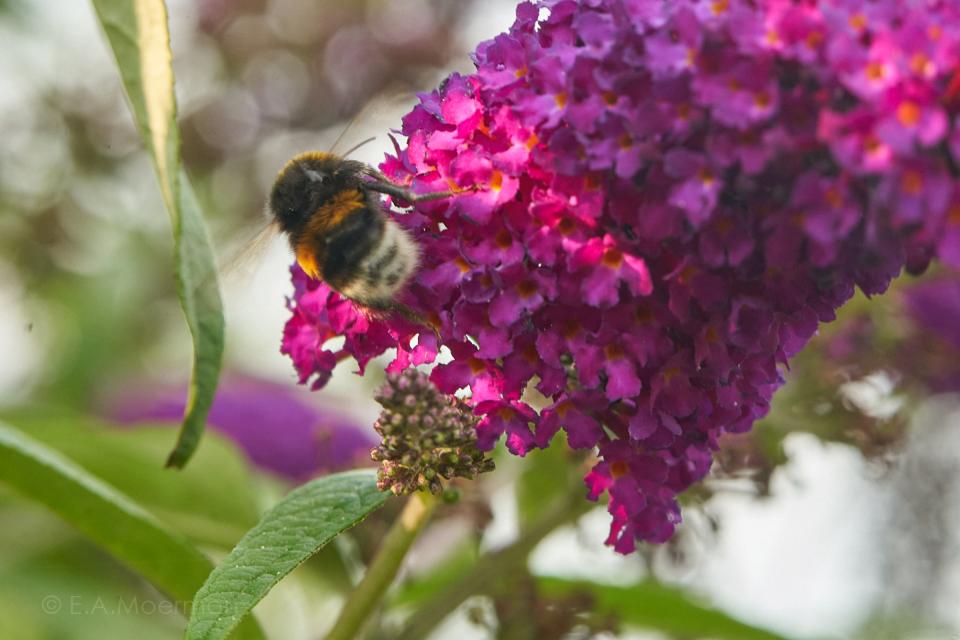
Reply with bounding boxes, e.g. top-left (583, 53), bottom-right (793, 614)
top-left (324, 491), bottom-right (438, 640)
top-left (396, 487), bottom-right (590, 640)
